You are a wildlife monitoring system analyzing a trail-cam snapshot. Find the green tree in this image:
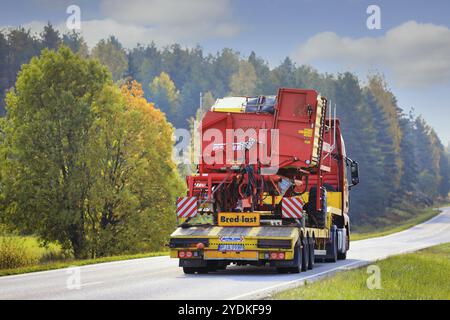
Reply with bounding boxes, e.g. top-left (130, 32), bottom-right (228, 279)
top-left (128, 43), bottom-right (162, 98)
top-left (40, 22), bottom-right (61, 51)
top-left (271, 57), bottom-right (296, 88)
top-left (91, 36), bottom-right (128, 81)
top-left (1, 46), bottom-right (111, 258)
top-left (248, 51), bottom-right (275, 94)
top-left (229, 60), bottom-right (257, 96)
top-left (62, 31), bottom-right (89, 58)
top-left (149, 72), bottom-right (180, 123)
top-left (0, 32), bottom-right (8, 115)
top-left (5, 28), bottom-right (41, 94)
top-left (212, 48), bottom-right (240, 97)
